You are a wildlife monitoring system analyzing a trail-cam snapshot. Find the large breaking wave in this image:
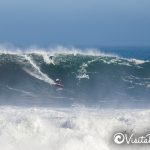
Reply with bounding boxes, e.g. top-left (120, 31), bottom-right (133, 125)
top-left (0, 47), bottom-right (150, 107)
top-left (1, 47), bottom-right (150, 150)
